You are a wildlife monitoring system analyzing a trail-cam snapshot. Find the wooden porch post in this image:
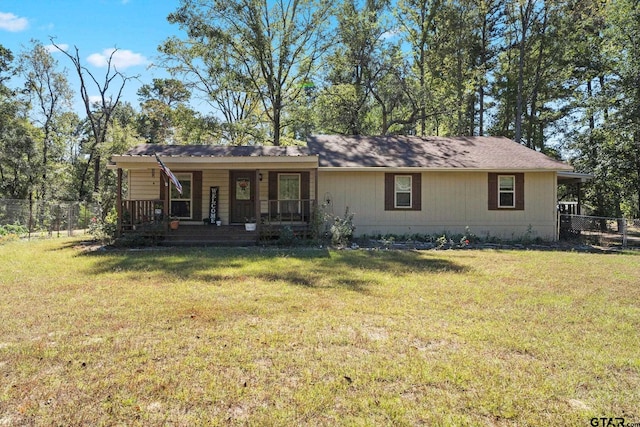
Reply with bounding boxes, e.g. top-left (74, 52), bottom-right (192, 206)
top-left (116, 168), bottom-right (123, 237)
top-left (314, 166), bottom-right (319, 211)
top-left (163, 175), bottom-right (169, 230)
top-left (577, 182), bottom-right (582, 215)
top-left (255, 169), bottom-right (261, 234)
